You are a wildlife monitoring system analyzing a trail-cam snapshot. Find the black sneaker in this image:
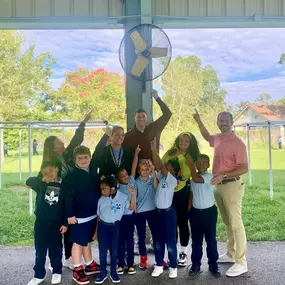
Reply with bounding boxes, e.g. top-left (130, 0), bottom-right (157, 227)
top-left (128, 266), bottom-right (136, 275)
top-left (117, 266), bottom-right (124, 275)
top-left (209, 265), bottom-right (221, 278)
top-left (189, 266), bottom-right (202, 277)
